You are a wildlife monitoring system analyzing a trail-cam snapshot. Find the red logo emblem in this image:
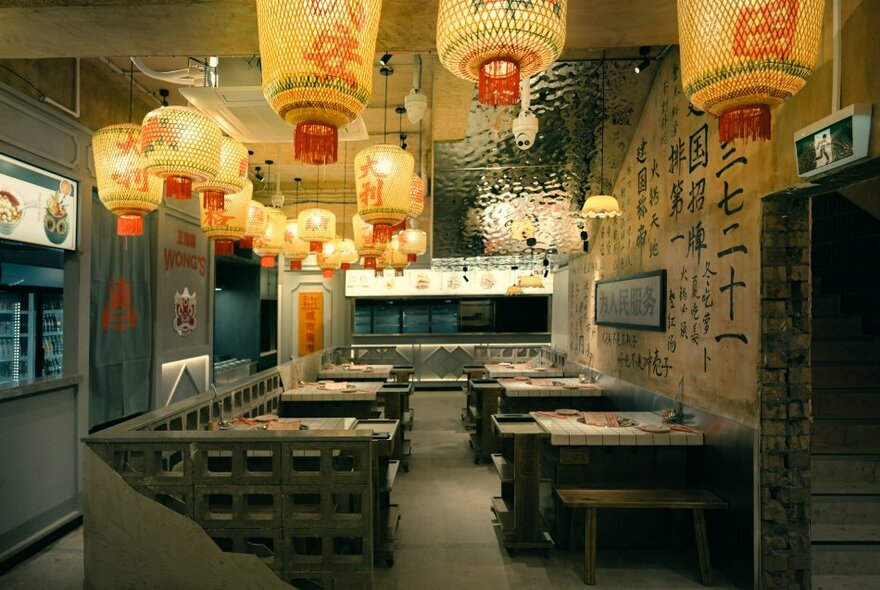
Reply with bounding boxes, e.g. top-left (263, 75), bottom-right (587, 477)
top-left (102, 278), bottom-right (137, 332)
